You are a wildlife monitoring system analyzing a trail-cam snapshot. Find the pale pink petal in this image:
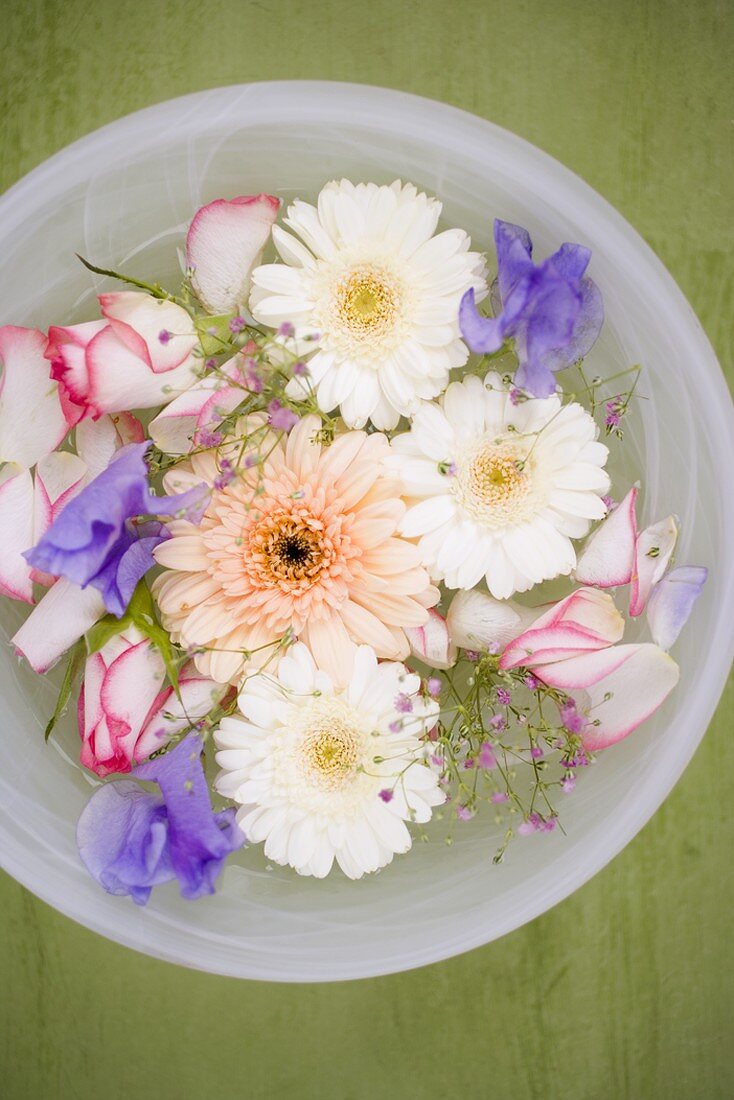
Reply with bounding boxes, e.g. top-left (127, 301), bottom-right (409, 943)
top-left (12, 578), bottom-right (106, 673)
top-left (99, 292), bottom-right (198, 373)
top-left (531, 645), bottom-right (636, 690)
top-left (33, 451), bottom-right (87, 534)
top-left (647, 565), bottom-right (708, 650)
top-left (404, 609), bottom-right (457, 669)
top-left (580, 645), bottom-right (679, 750)
top-left (136, 671), bottom-right (220, 761)
top-left (149, 372), bottom-right (243, 455)
top-left (0, 326), bottom-right (70, 468)
top-left (187, 194), bottom-right (281, 314)
top-left (629, 515), bottom-right (679, 616)
top-left (575, 487), bottom-right (638, 587)
top-left (0, 466), bottom-right (34, 602)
